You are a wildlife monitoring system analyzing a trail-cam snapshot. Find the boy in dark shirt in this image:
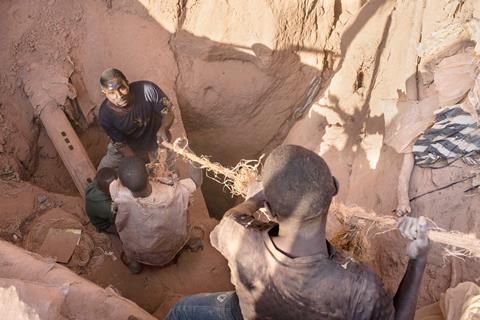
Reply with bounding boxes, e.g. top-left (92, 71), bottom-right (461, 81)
top-left (97, 68), bottom-right (175, 170)
top-left (85, 167), bottom-right (117, 234)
